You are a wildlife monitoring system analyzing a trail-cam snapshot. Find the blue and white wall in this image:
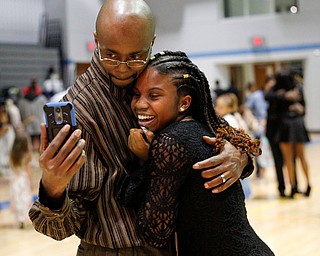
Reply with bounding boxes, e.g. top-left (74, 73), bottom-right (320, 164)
top-left (0, 0), bottom-right (319, 131)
